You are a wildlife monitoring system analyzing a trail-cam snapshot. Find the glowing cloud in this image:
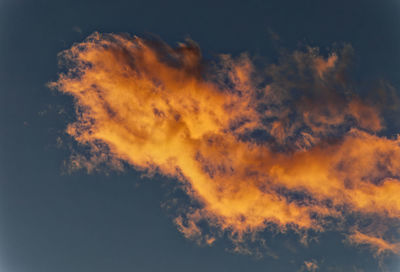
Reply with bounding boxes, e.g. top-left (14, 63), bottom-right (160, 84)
top-left (50, 32), bottom-right (400, 255)
top-left (348, 231), bottom-right (400, 256)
